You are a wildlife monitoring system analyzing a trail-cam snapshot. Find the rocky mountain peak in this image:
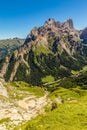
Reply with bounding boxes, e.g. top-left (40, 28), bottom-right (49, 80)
top-left (62, 19), bottom-right (74, 29)
top-left (31, 27), bottom-right (38, 36)
top-left (24, 18), bottom-right (76, 45)
top-left (44, 18), bottom-right (55, 26)
top-left (0, 18), bottom-right (87, 86)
